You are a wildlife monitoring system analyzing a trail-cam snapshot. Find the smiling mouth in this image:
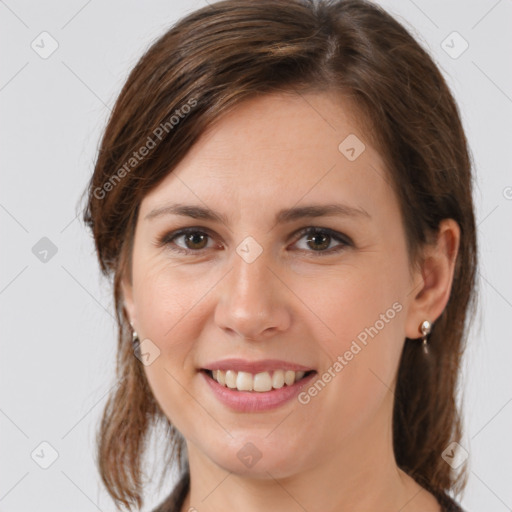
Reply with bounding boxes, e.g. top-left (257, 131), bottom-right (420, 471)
top-left (201, 368), bottom-right (316, 393)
